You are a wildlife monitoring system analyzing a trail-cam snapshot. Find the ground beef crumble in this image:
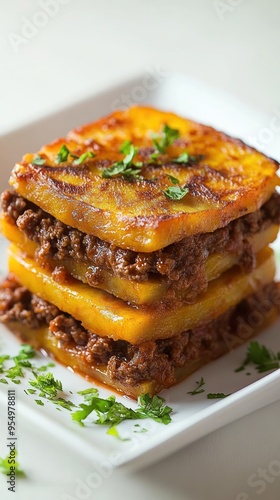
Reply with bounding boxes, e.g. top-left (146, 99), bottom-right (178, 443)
top-left (0, 275), bottom-right (278, 387)
top-left (2, 191), bottom-right (280, 292)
